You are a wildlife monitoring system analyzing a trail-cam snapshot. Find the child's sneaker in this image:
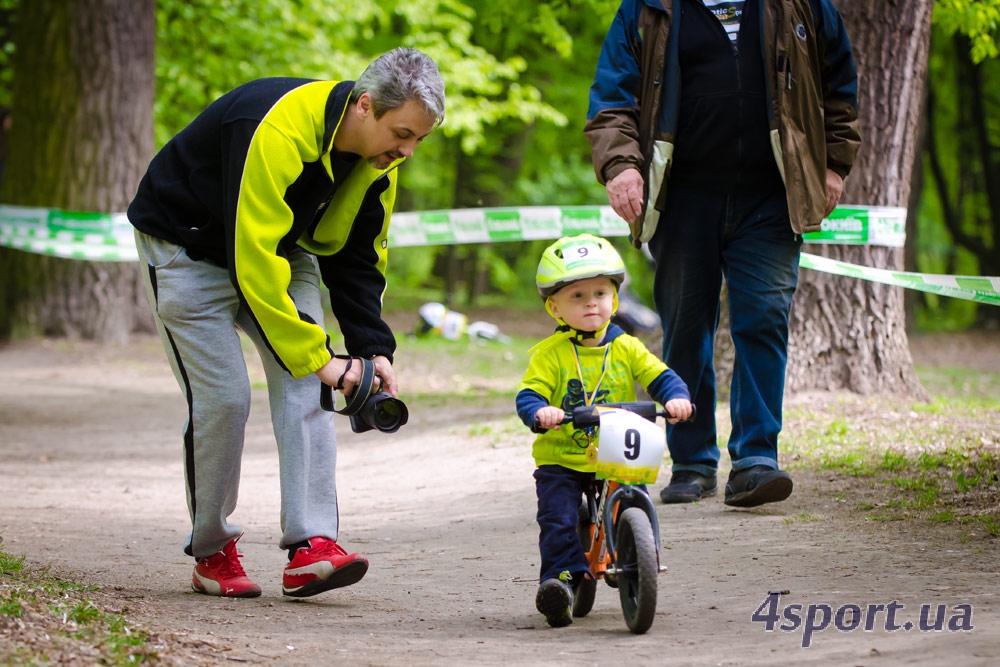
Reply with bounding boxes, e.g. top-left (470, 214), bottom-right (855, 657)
top-left (535, 572), bottom-right (574, 627)
top-left (282, 536), bottom-right (369, 597)
top-left (191, 534), bottom-right (261, 598)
